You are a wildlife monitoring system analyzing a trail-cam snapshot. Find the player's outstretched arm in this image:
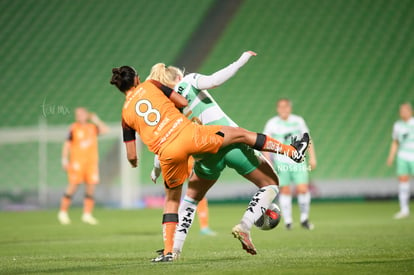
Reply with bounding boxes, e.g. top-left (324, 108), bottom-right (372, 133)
top-left (195, 51), bottom-right (257, 90)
